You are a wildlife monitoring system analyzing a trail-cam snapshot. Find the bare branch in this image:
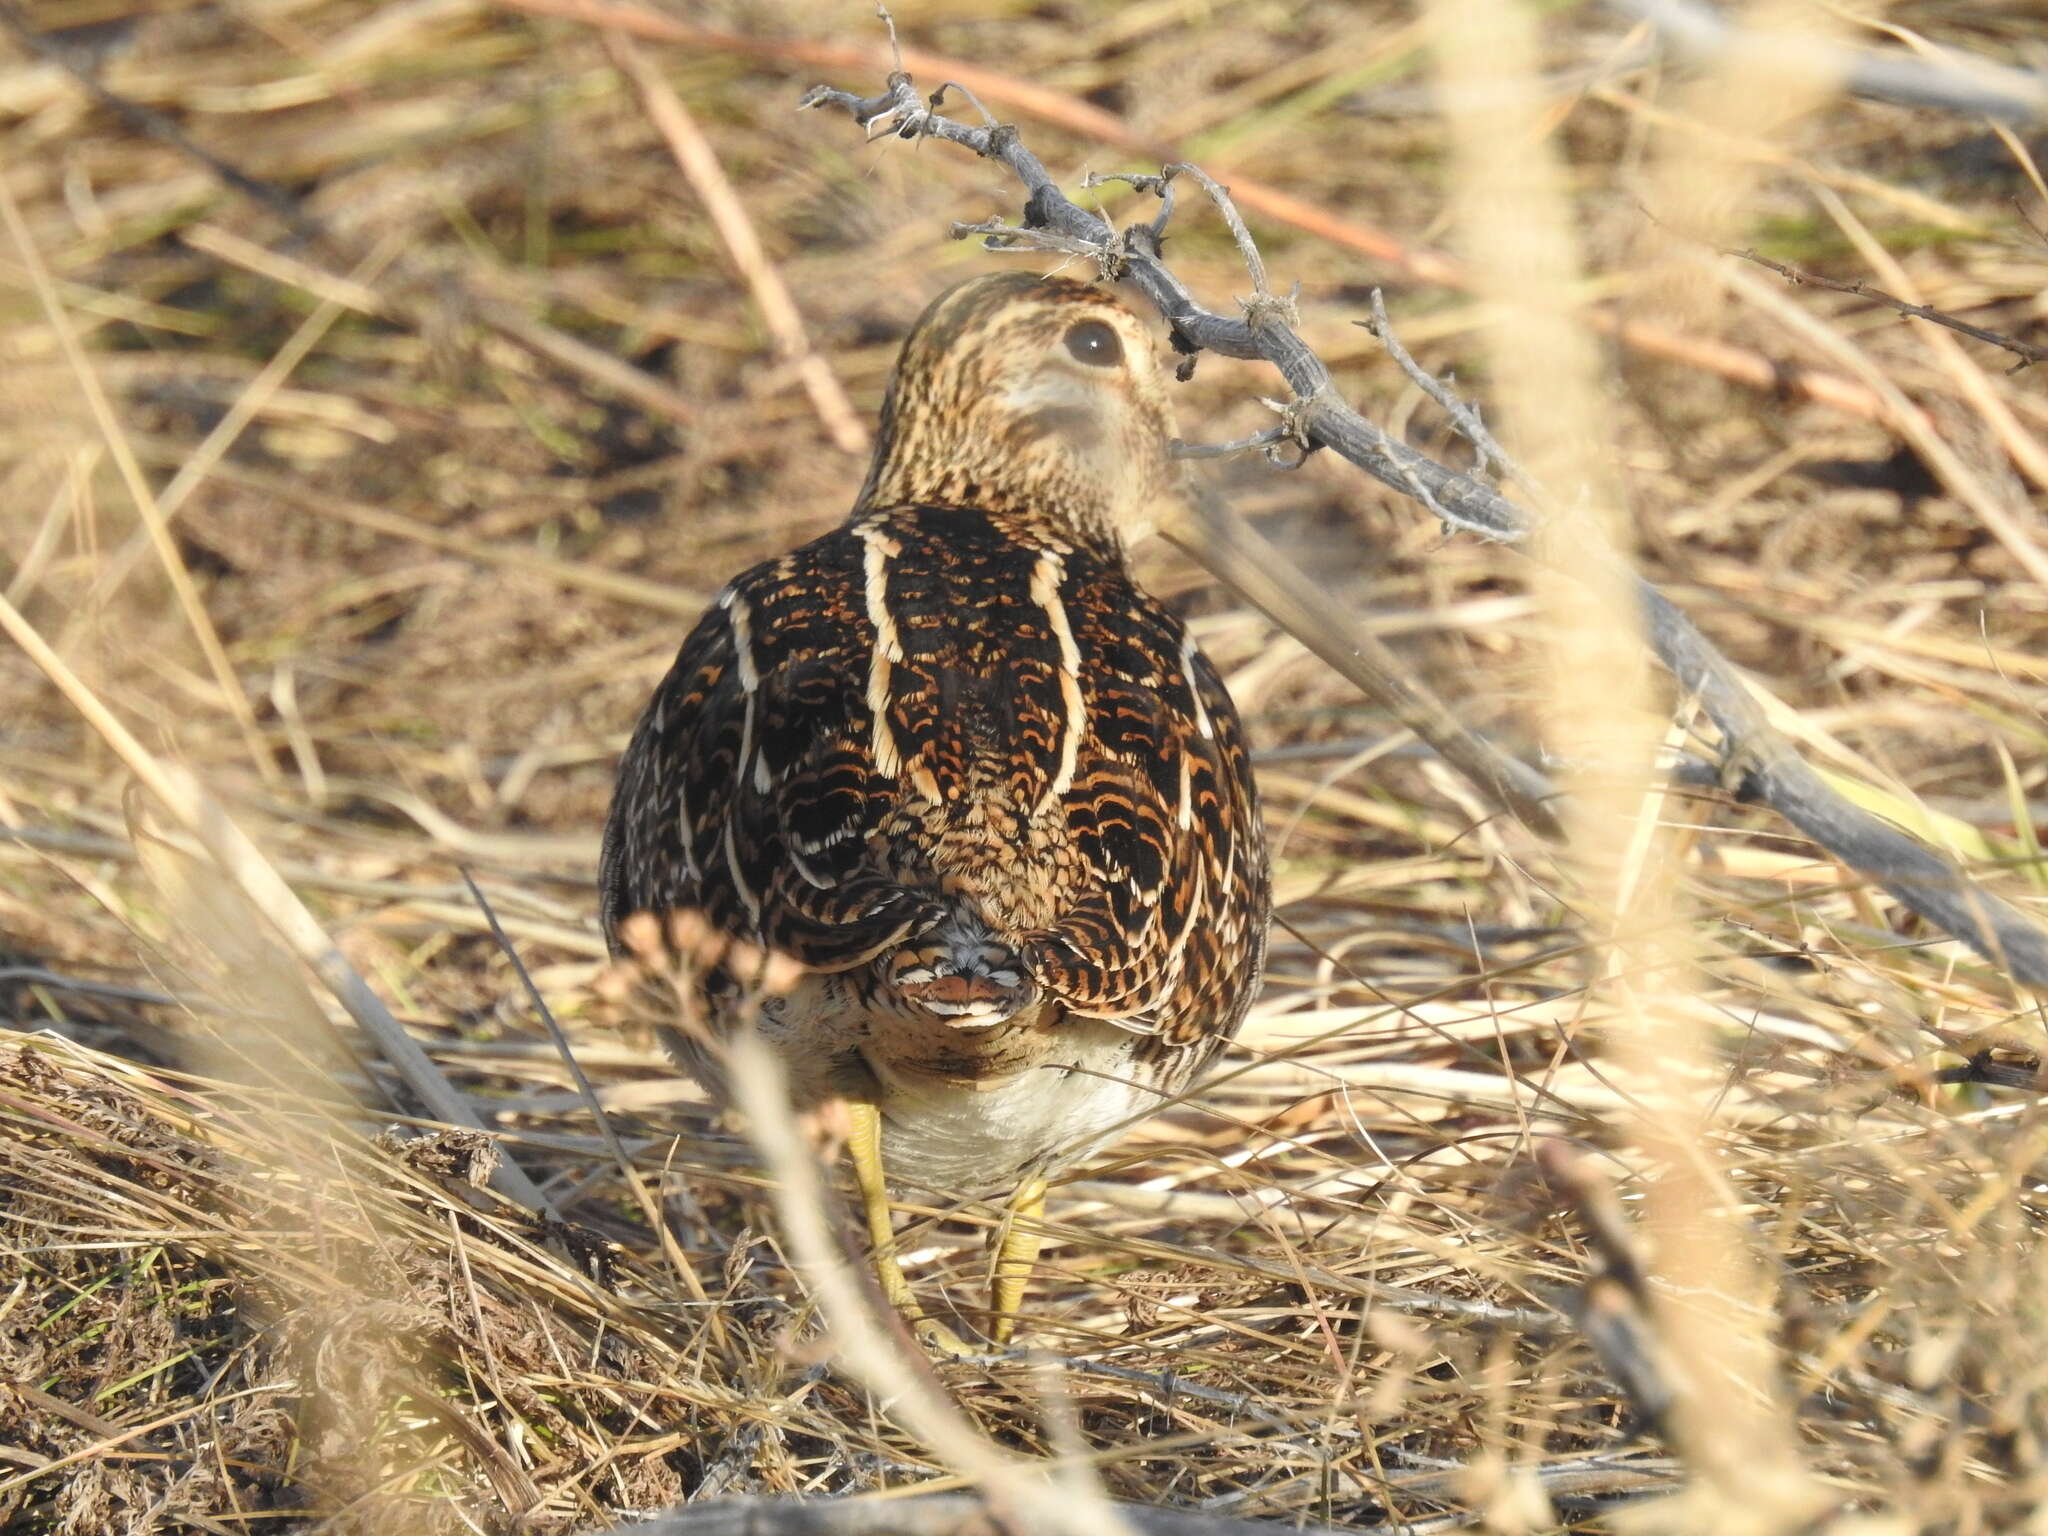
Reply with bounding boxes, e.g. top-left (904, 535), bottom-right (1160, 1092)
top-left (1169, 424), bottom-right (1296, 461)
top-left (591, 1461), bottom-right (1684, 1534)
top-left (588, 1490), bottom-right (1429, 1536)
top-left (1359, 288), bottom-right (1522, 486)
top-left (501, 0), bottom-right (1955, 431)
top-left (1161, 163), bottom-right (1280, 307)
top-left (1731, 247), bottom-right (2045, 370)
top-left (797, 77), bottom-right (1528, 544)
top-left (800, 69), bottom-right (2048, 991)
